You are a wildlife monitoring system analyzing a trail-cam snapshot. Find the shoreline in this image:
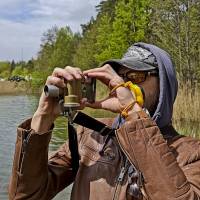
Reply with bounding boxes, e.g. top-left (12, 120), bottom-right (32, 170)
top-left (0, 81), bottom-right (40, 95)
